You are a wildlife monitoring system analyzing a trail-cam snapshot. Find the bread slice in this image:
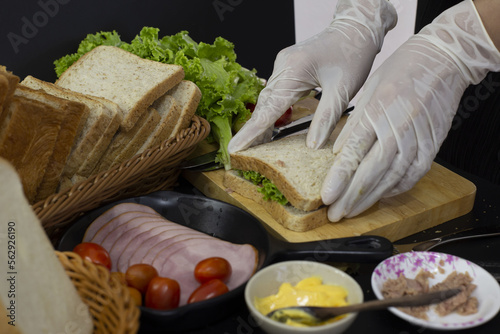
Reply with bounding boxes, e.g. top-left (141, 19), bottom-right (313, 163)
top-left (74, 99), bottom-right (122, 178)
top-left (224, 170), bottom-right (329, 232)
top-left (20, 76), bottom-right (122, 182)
top-left (14, 85), bottom-right (89, 202)
top-left (55, 45), bottom-right (185, 131)
top-left (138, 95), bottom-right (180, 152)
top-left (0, 67), bottom-right (20, 126)
top-left (93, 107), bottom-right (161, 174)
top-left (0, 95), bottom-right (65, 203)
top-left (166, 80), bottom-right (201, 139)
top-left (229, 134), bottom-right (336, 212)
top-left (0, 158), bottom-right (93, 334)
